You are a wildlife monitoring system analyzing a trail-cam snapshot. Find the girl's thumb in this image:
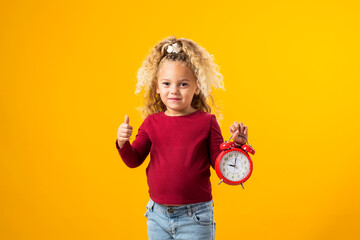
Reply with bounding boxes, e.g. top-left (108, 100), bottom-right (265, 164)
top-left (234, 129), bottom-right (239, 137)
top-left (124, 115), bottom-right (130, 124)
